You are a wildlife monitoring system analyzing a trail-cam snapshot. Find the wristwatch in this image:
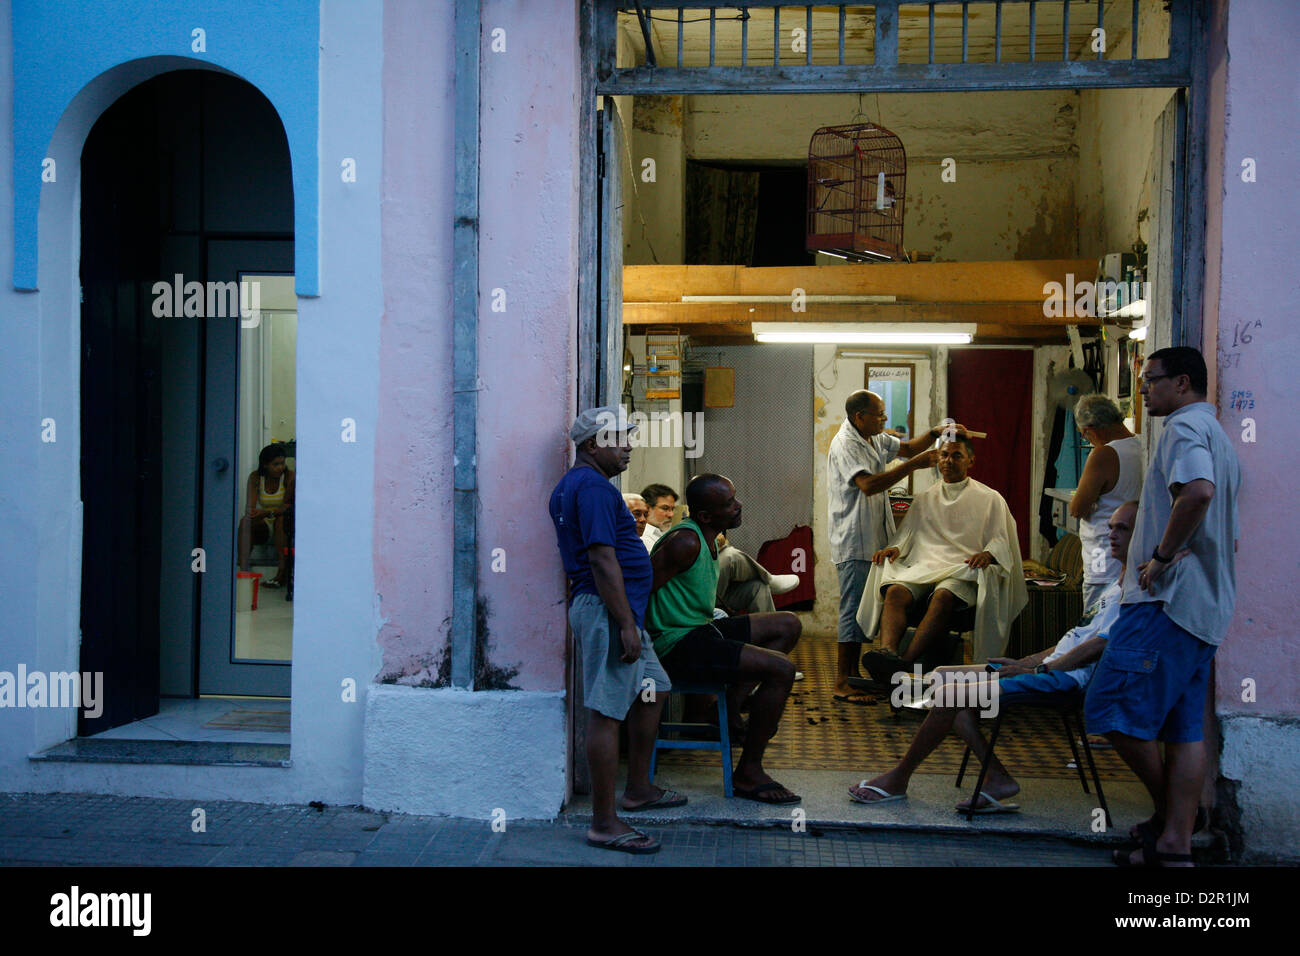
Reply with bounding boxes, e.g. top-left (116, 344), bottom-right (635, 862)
top-left (1034, 663), bottom-right (1049, 675)
top-left (1151, 547), bottom-right (1173, 563)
